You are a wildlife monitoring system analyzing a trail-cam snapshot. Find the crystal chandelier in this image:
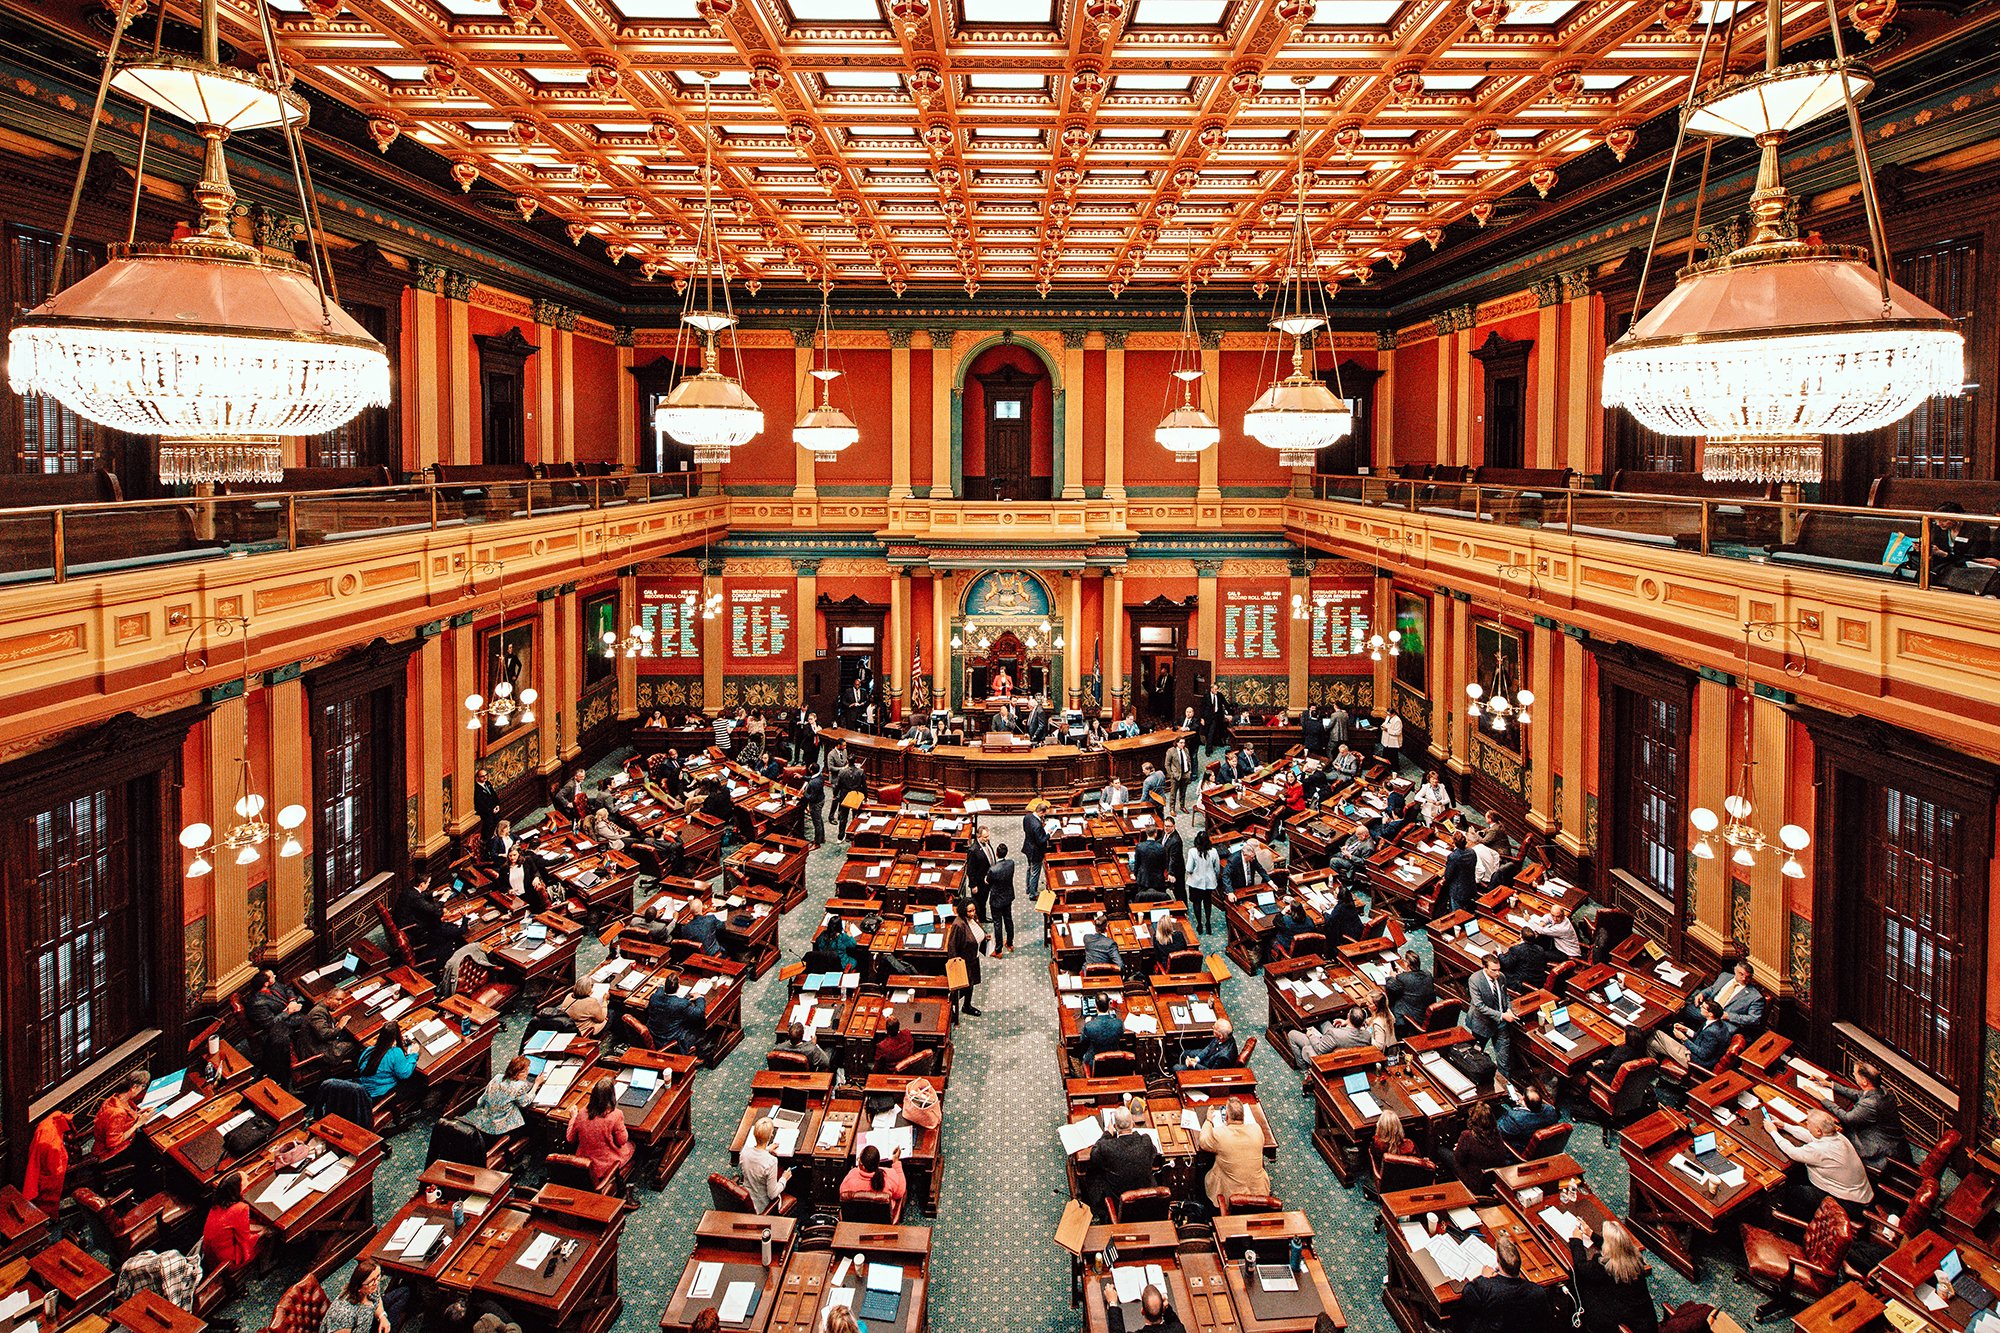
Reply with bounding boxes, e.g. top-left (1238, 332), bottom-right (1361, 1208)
top-left (1466, 658), bottom-right (1533, 732)
top-left (655, 73), bottom-right (762, 466)
top-left (1601, 0), bottom-right (1962, 484)
top-left (1156, 284), bottom-right (1219, 463)
top-left (1690, 693), bottom-right (1810, 877)
top-left (1244, 78), bottom-right (1352, 469)
top-left (7, 0), bottom-right (389, 487)
top-left (176, 615), bottom-right (305, 878)
top-left (793, 282), bottom-right (860, 461)
top-left (1367, 630), bottom-right (1401, 661)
